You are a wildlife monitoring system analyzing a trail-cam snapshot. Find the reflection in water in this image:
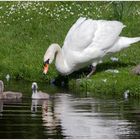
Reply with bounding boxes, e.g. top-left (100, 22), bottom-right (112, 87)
top-left (1, 80), bottom-right (140, 139)
top-left (0, 100), bottom-right (3, 117)
top-left (31, 99), bottom-right (61, 137)
top-left (0, 99), bottom-right (22, 113)
top-left (53, 94), bottom-right (139, 139)
top-left (30, 93), bottom-right (140, 139)
top-left (54, 94), bottom-right (121, 139)
top-left (31, 99), bottom-right (47, 113)
top-left (0, 99), bottom-right (22, 118)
